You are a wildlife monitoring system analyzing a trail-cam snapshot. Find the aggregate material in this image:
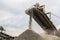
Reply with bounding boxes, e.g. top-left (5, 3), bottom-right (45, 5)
top-left (13, 29), bottom-right (60, 40)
